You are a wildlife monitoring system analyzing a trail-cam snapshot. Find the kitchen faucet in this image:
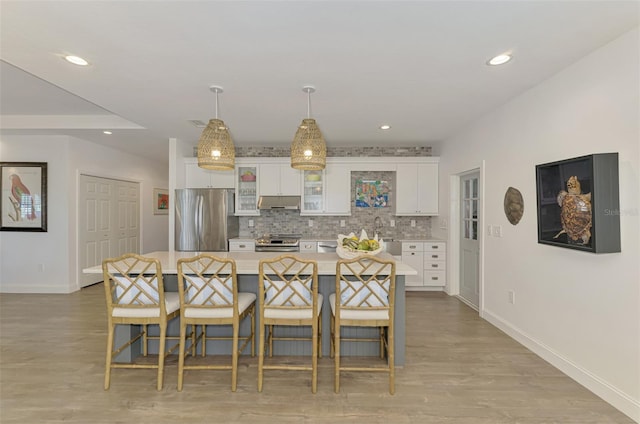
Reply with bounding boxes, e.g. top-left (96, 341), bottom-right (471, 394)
top-left (373, 216), bottom-right (383, 238)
